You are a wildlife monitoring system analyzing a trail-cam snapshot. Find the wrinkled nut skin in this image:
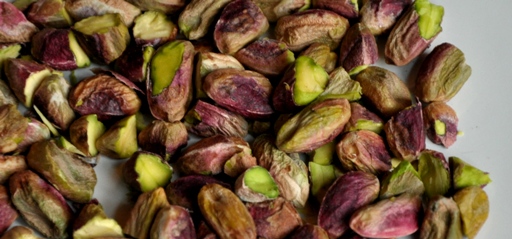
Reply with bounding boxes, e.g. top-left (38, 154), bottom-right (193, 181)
top-left (423, 101), bottom-right (459, 147)
top-left (198, 183), bottom-right (257, 239)
top-left (114, 44), bottom-right (151, 83)
top-left (4, 58), bottom-right (51, 108)
top-left (150, 205), bottom-right (196, 239)
top-left (127, 0), bottom-right (186, 14)
top-left (338, 23), bottom-right (378, 74)
top-left (65, 0), bottom-right (141, 26)
top-left (418, 150), bottom-right (451, 199)
top-left (27, 139), bottom-right (97, 203)
top-left (336, 130), bottom-right (391, 174)
top-left (379, 160), bottom-right (425, 199)
top-left (319, 67), bottom-right (362, 101)
top-left (318, 171), bottom-right (379, 238)
top-left (344, 102), bottom-right (383, 133)
top-left (0, 155), bottom-right (27, 184)
top-left (355, 66), bottom-right (411, 118)
top-left (349, 193), bottom-right (422, 238)
top-left (275, 9), bottom-right (349, 52)
top-left (288, 224), bottom-right (330, 239)
top-left (138, 120), bottom-right (188, 160)
top-left (9, 170), bottom-right (72, 239)
top-left (0, 226), bottom-right (41, 239)
top-left (214, 0), bottom-right (269, 55)
top-left (253, 0), bottom-right (309, 22)
top-left (385, 6), bottom-right (439, 66)
top-left (177, 135), bottom-right (253, 175)
top-left (0, 185), bottom-right (18, 235)
top-left (204, 68), bottom-right (274, 120)
top-left (312, 0), bottom-right (358, 19)
top-left (195, 52), bottom-right (244, 99)
top-left (0, 104), bottom-right (28, 154)
top-left (360, 0), bottom-right (413, 35)
top-left (15, 118), bottom-right (51, 153)
top-left (0, 2), bottom-right (38, 43)
top-left (185, 100), bottom-right (249, 138)
top-left (69, 73), bottom-right (141, 120)
top-left (33, 74), bottom-right (75, 130)
top-left (272, 63), bottom-right (305, 113)
top-left (26, 0), bottom-right (72, 29)
top-left (0, 79), bottom-right (18, 106)
top-left (178, 0), bottom-right (231, 40)
top-left (420, 196), bottom-right (463, 239)
top-left (31, 28), bottom-right (79, 70)
top-left (235, 38), bottom-right (294, 76)
top-left (385, 103), bottom-right (426, 161)
top-left (147, 40), bottom-right (194, 122)
top-left (453, 186), bottom-right (489, 239)
top-left (246, 197), bottom-right (303, 239)
top-left (276, 98), bottom-right (351, 153)
top-left (416, 42), bottom-right (472, 103)
top-left (166, 175), bottom-right (230, 211)
top-left (300, 43), bottom-right (337, 73)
